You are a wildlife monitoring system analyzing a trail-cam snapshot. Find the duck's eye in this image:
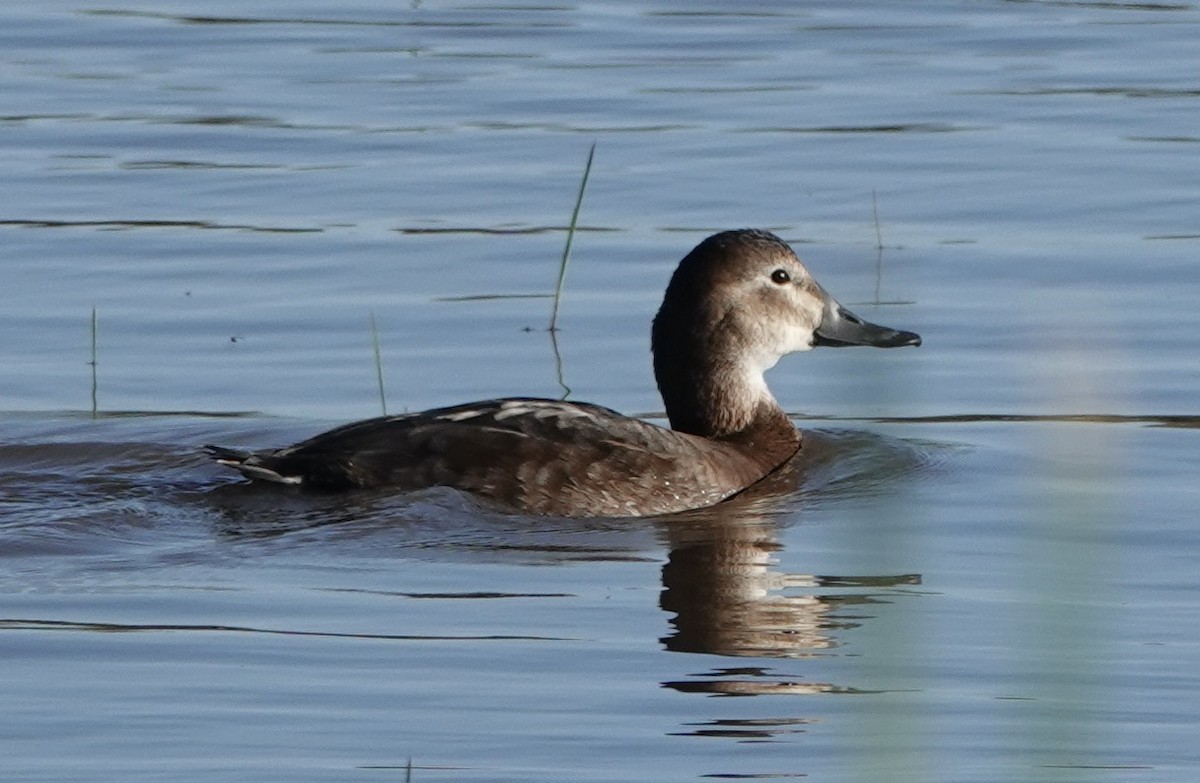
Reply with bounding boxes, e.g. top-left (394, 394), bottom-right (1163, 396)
top-left (770, 268), bottom-right (791, 285)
